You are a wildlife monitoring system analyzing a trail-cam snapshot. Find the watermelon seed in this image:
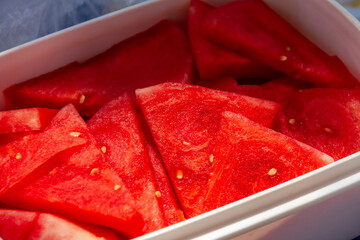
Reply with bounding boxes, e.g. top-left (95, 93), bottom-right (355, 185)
top-left (209, 154), bottom-right (214, 163)
top-left (267, 168), bottom-right (277, 176)
top-left (280, 56), bottom-right (287, 61)
top-left (90, 168), bottom-right (99, 176)
top-left (15, 152), bottom-right (22, 160)
top-left (324, 127), bottom-right (333, 133)
top-left (79, 94), bottom-right (86, 104)
top-left (70, 132), bottom-right (82, 137)
top-left (286, 47), bottom-right (291, 51)
top-left (101, 146), bottom-right (107, 154)
top-left (182, 141), bottom-right (191, 146)
top-left (176, 170), bottom-right (183, 179)
top-left (288, 118), bottom-right (296, 124)
top-left (298, 89), bottom-right (304, 93)
top-left (49, 169), bottom-right (57, 175)
top-left (155, 191), bottom-right (162, 198)
top-left (114, 184), bottom-right (122, 191)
